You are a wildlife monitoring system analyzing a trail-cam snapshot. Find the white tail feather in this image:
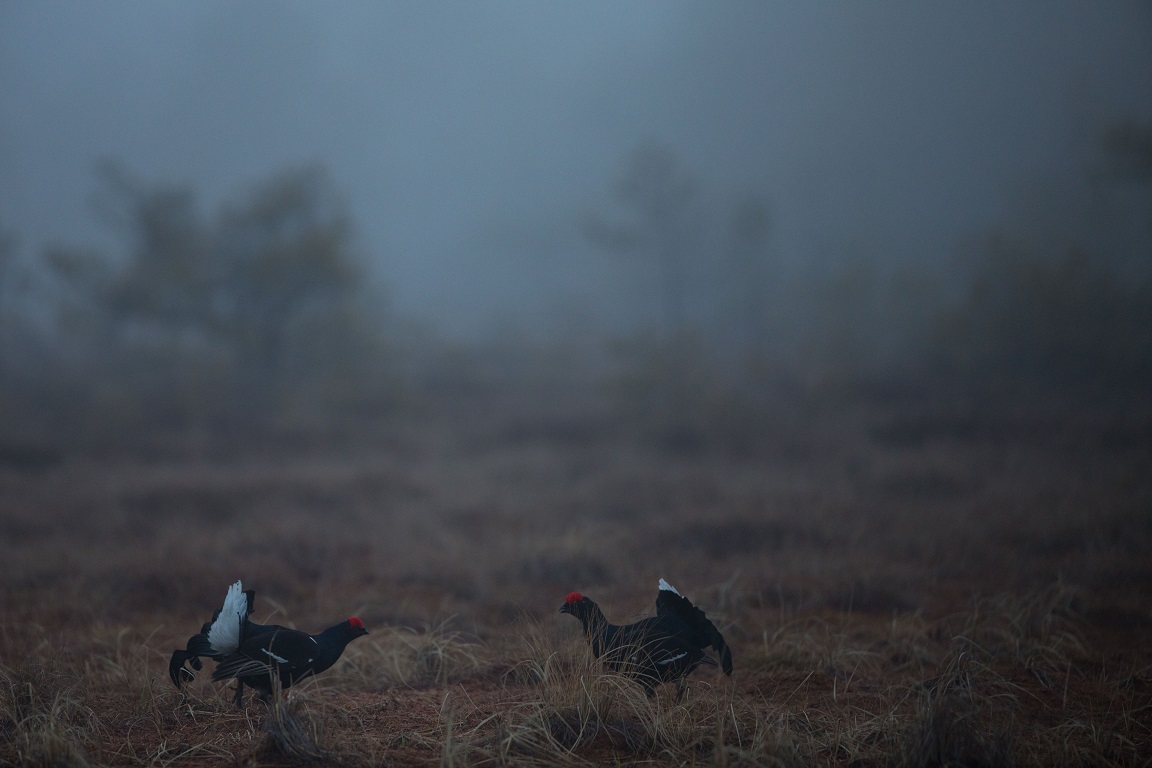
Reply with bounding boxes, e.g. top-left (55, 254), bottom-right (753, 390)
top-left (206, 580), bottom-right (246, 655)
top-left (658, 578), bottom-right (681, 596)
